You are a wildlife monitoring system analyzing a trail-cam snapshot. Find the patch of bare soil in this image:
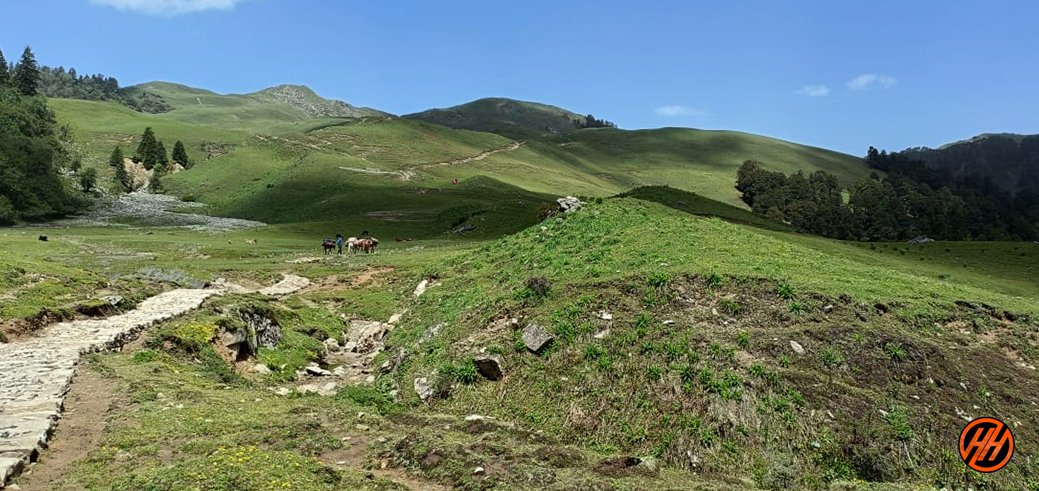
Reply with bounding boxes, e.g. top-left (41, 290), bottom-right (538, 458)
top-left (15, 367), bottom-right (121, 491)
top-left (352, 267), bottom-right (394, 287)
top-left (321, 434), bottom-right (448, 491)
